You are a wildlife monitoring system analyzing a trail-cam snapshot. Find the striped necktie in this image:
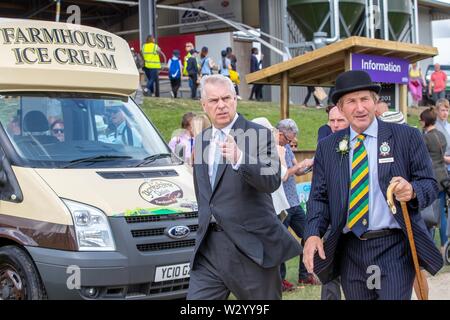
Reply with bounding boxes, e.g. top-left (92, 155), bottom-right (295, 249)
top-left (347, 134), bottom-right (369, 237)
